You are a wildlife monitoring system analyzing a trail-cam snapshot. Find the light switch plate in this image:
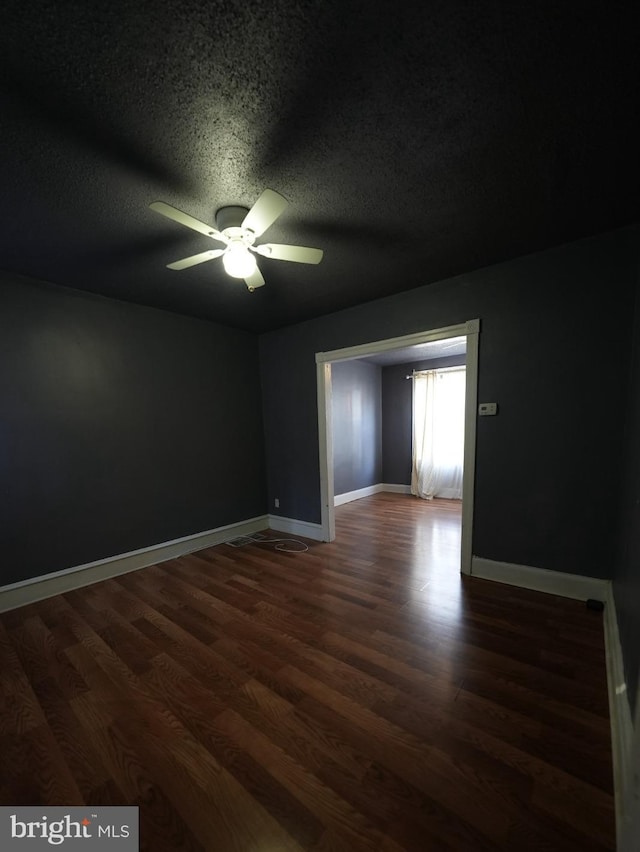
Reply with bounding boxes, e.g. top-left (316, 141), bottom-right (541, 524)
top-left (478, 402), bottom-right (498, 416)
